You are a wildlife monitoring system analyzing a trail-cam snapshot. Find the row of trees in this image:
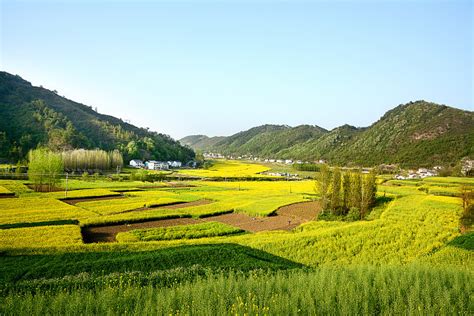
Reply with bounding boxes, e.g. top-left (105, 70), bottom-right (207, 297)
top-left (61, 149), bottom-right (123, 171)
top-left (293, 163), bottom-right (320, 172)
top-left (28, 148), bottom-right (124, 191)
top-left (317, 165), bottom-right (377, 219)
